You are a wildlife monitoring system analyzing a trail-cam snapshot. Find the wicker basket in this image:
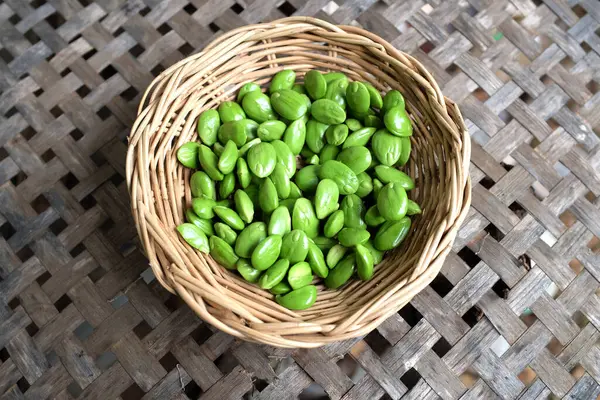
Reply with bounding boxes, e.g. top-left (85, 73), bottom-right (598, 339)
top-left (126, 16), bottom-right (471, 348)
